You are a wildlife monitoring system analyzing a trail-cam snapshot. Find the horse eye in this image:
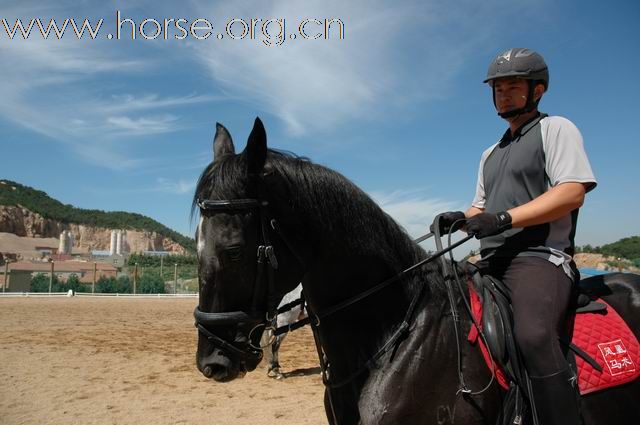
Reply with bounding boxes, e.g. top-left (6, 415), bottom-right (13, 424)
top-left (225, 246), bottom-right (243, 261)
